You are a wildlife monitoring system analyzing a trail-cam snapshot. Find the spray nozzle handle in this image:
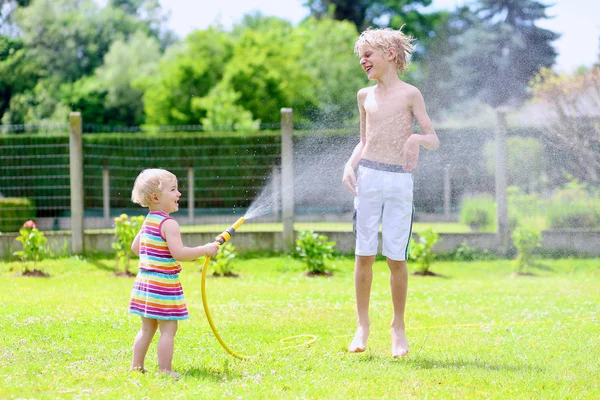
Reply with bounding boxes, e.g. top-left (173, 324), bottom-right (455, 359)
top-left (215, 217), bottom-right (245, 245)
